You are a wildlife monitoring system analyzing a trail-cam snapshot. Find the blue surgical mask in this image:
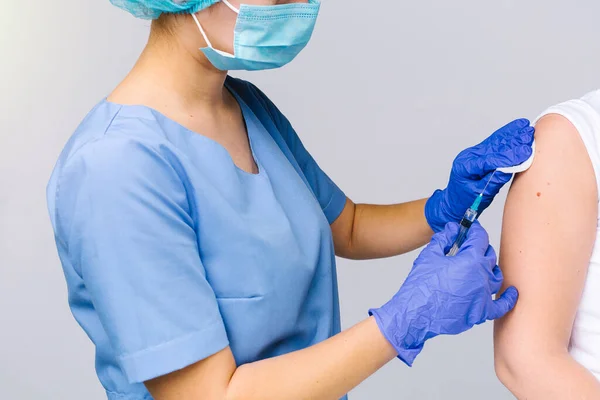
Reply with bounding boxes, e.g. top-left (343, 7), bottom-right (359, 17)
top-left (191, 0), bottom-right (320, 71)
